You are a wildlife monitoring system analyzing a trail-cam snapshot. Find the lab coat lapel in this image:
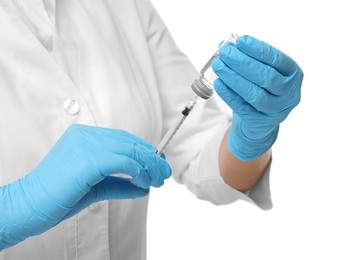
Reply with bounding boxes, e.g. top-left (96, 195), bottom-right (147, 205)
top-left (0, 1), bottom-right (95, 125)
